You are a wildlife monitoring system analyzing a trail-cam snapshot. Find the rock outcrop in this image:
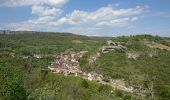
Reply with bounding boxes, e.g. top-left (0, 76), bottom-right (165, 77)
top-left (101, 41), bottom-right (127, 53)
